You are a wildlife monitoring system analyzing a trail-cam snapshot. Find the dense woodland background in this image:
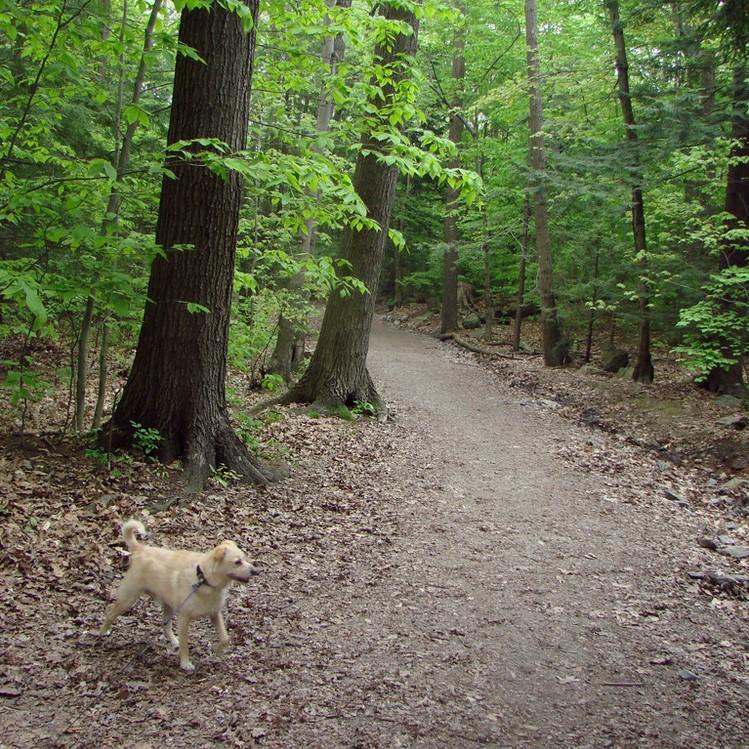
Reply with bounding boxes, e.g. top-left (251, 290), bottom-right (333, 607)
top-left (0, 0), bottom-right (747, 484)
